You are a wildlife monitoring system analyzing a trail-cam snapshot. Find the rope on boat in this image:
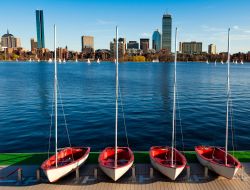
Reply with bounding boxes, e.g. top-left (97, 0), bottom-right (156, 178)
top-left (176, 87), bottom-right (185, 153)
top-left (174, 113), bottom-right (177, 163)
top-left (0, 168), bottom-right (20, 179)
top-left (47, 82), bottom-right (74, 161)
top-left (58, 83), bottom-right (72, 148)
top-left (58, 82), bottom-right (74, 161)
top-left (118, 81), bottom-right (130, 148)
top-left (229, 92), bottom-right (236, 159)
